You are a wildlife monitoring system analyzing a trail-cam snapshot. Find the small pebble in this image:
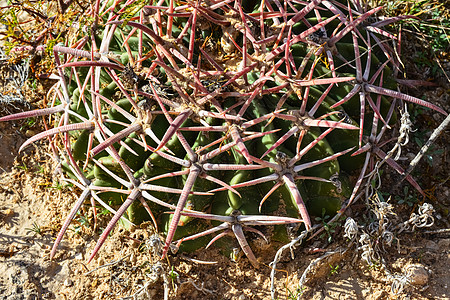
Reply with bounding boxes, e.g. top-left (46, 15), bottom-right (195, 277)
top-left (369, 290), bottom-right (385, 300)
top-left (25, 129), bottom-right (39, 137)
top-left (437, 239), bottom-right (450, 250)
top-left (424, 240), bottom-right (438, 251)
top-left (97, 258), bottom-right (105, 266)
top-left (130, 252), bottom-right (137, 264)
top-left (406, 264), bottom-right (429, 286)
top-left (64, 278), bottom-right (73, 287)
top-left (405, 153), bottom-right (415, 160)
top-left (432, 113), bottom-right (441, 121)
top-left (1, 208), bottom-right (14, 218)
